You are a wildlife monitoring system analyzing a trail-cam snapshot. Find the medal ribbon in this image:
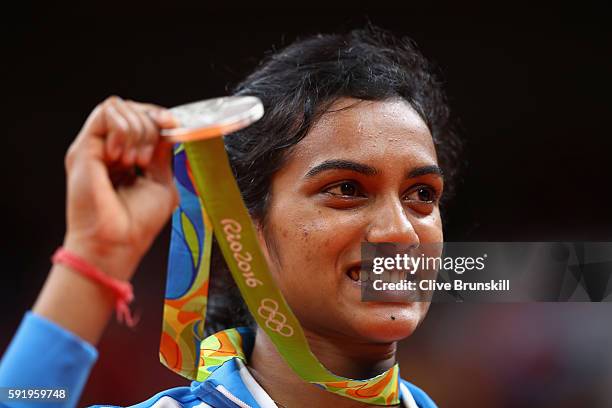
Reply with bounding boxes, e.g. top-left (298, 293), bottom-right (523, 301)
top-left (161, 138), bottom-right (400, 406)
